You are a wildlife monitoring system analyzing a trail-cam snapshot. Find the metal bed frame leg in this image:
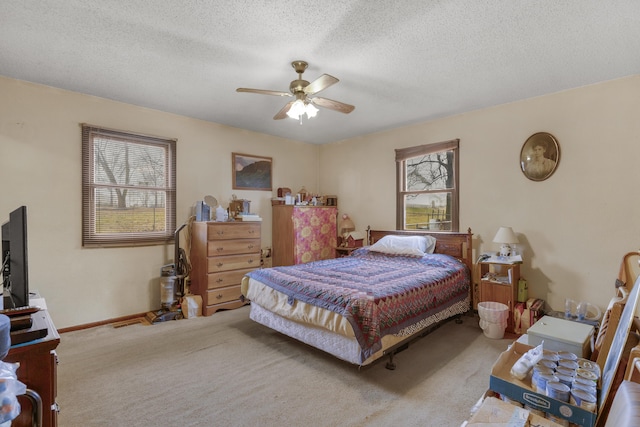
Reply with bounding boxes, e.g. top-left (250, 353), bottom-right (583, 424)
top-left (386, 352), bottom-right (396, 370)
